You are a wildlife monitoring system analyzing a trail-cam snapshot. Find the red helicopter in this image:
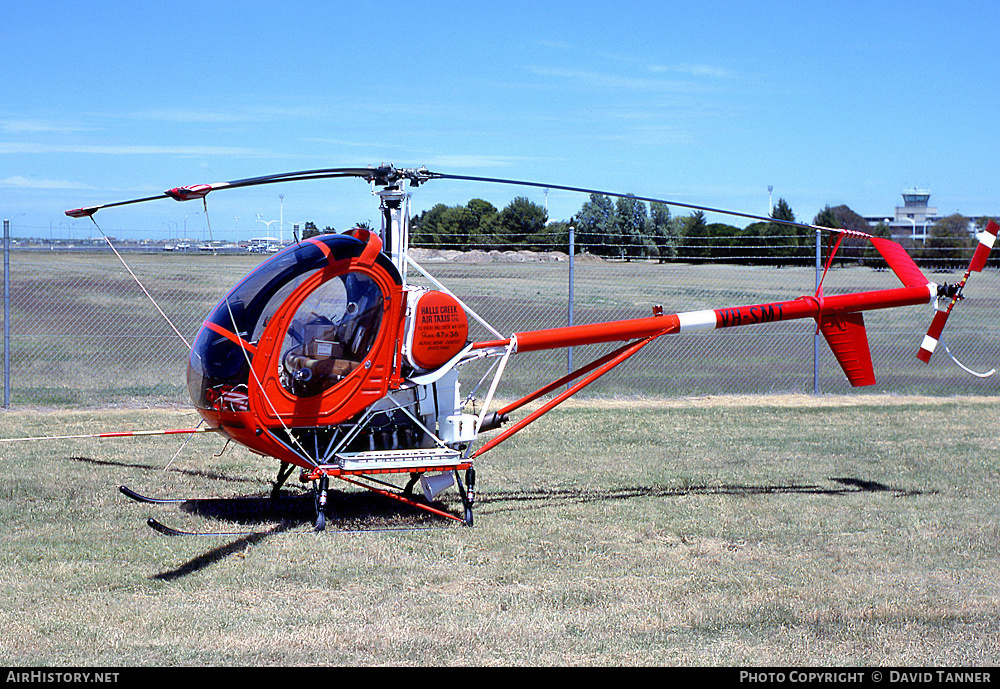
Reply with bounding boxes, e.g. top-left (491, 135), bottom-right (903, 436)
top-left (53, 165), bottom-right (996, 532)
